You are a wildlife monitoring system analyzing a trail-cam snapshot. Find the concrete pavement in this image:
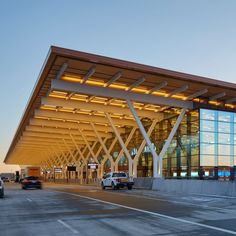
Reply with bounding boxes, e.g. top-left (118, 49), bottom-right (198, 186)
top-left (0, 183), bottom-right (236, 235)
